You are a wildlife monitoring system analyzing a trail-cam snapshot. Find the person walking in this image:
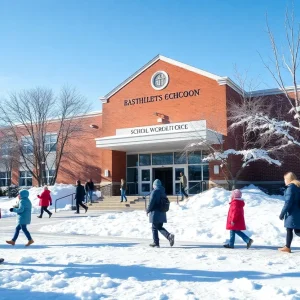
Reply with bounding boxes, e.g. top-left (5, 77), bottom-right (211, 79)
top-left (6, 189), bottom-right (34, 247)
top-left (179, 172), bottom-right (188, 201)
top-left (120, 179), bottom-right (127, 202)
top-left (278, 172), bottom-right (300, 253)
top-left (223, 189), bottom-right (253, 249)
top-left (86, 179), bottom-right (95, 205)
top-left (75, 180), bottom-right (88, 214)
top-left (146, 179), bottom-right (175, 248)
top-left (37, 186), bottom-right (52, 218)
